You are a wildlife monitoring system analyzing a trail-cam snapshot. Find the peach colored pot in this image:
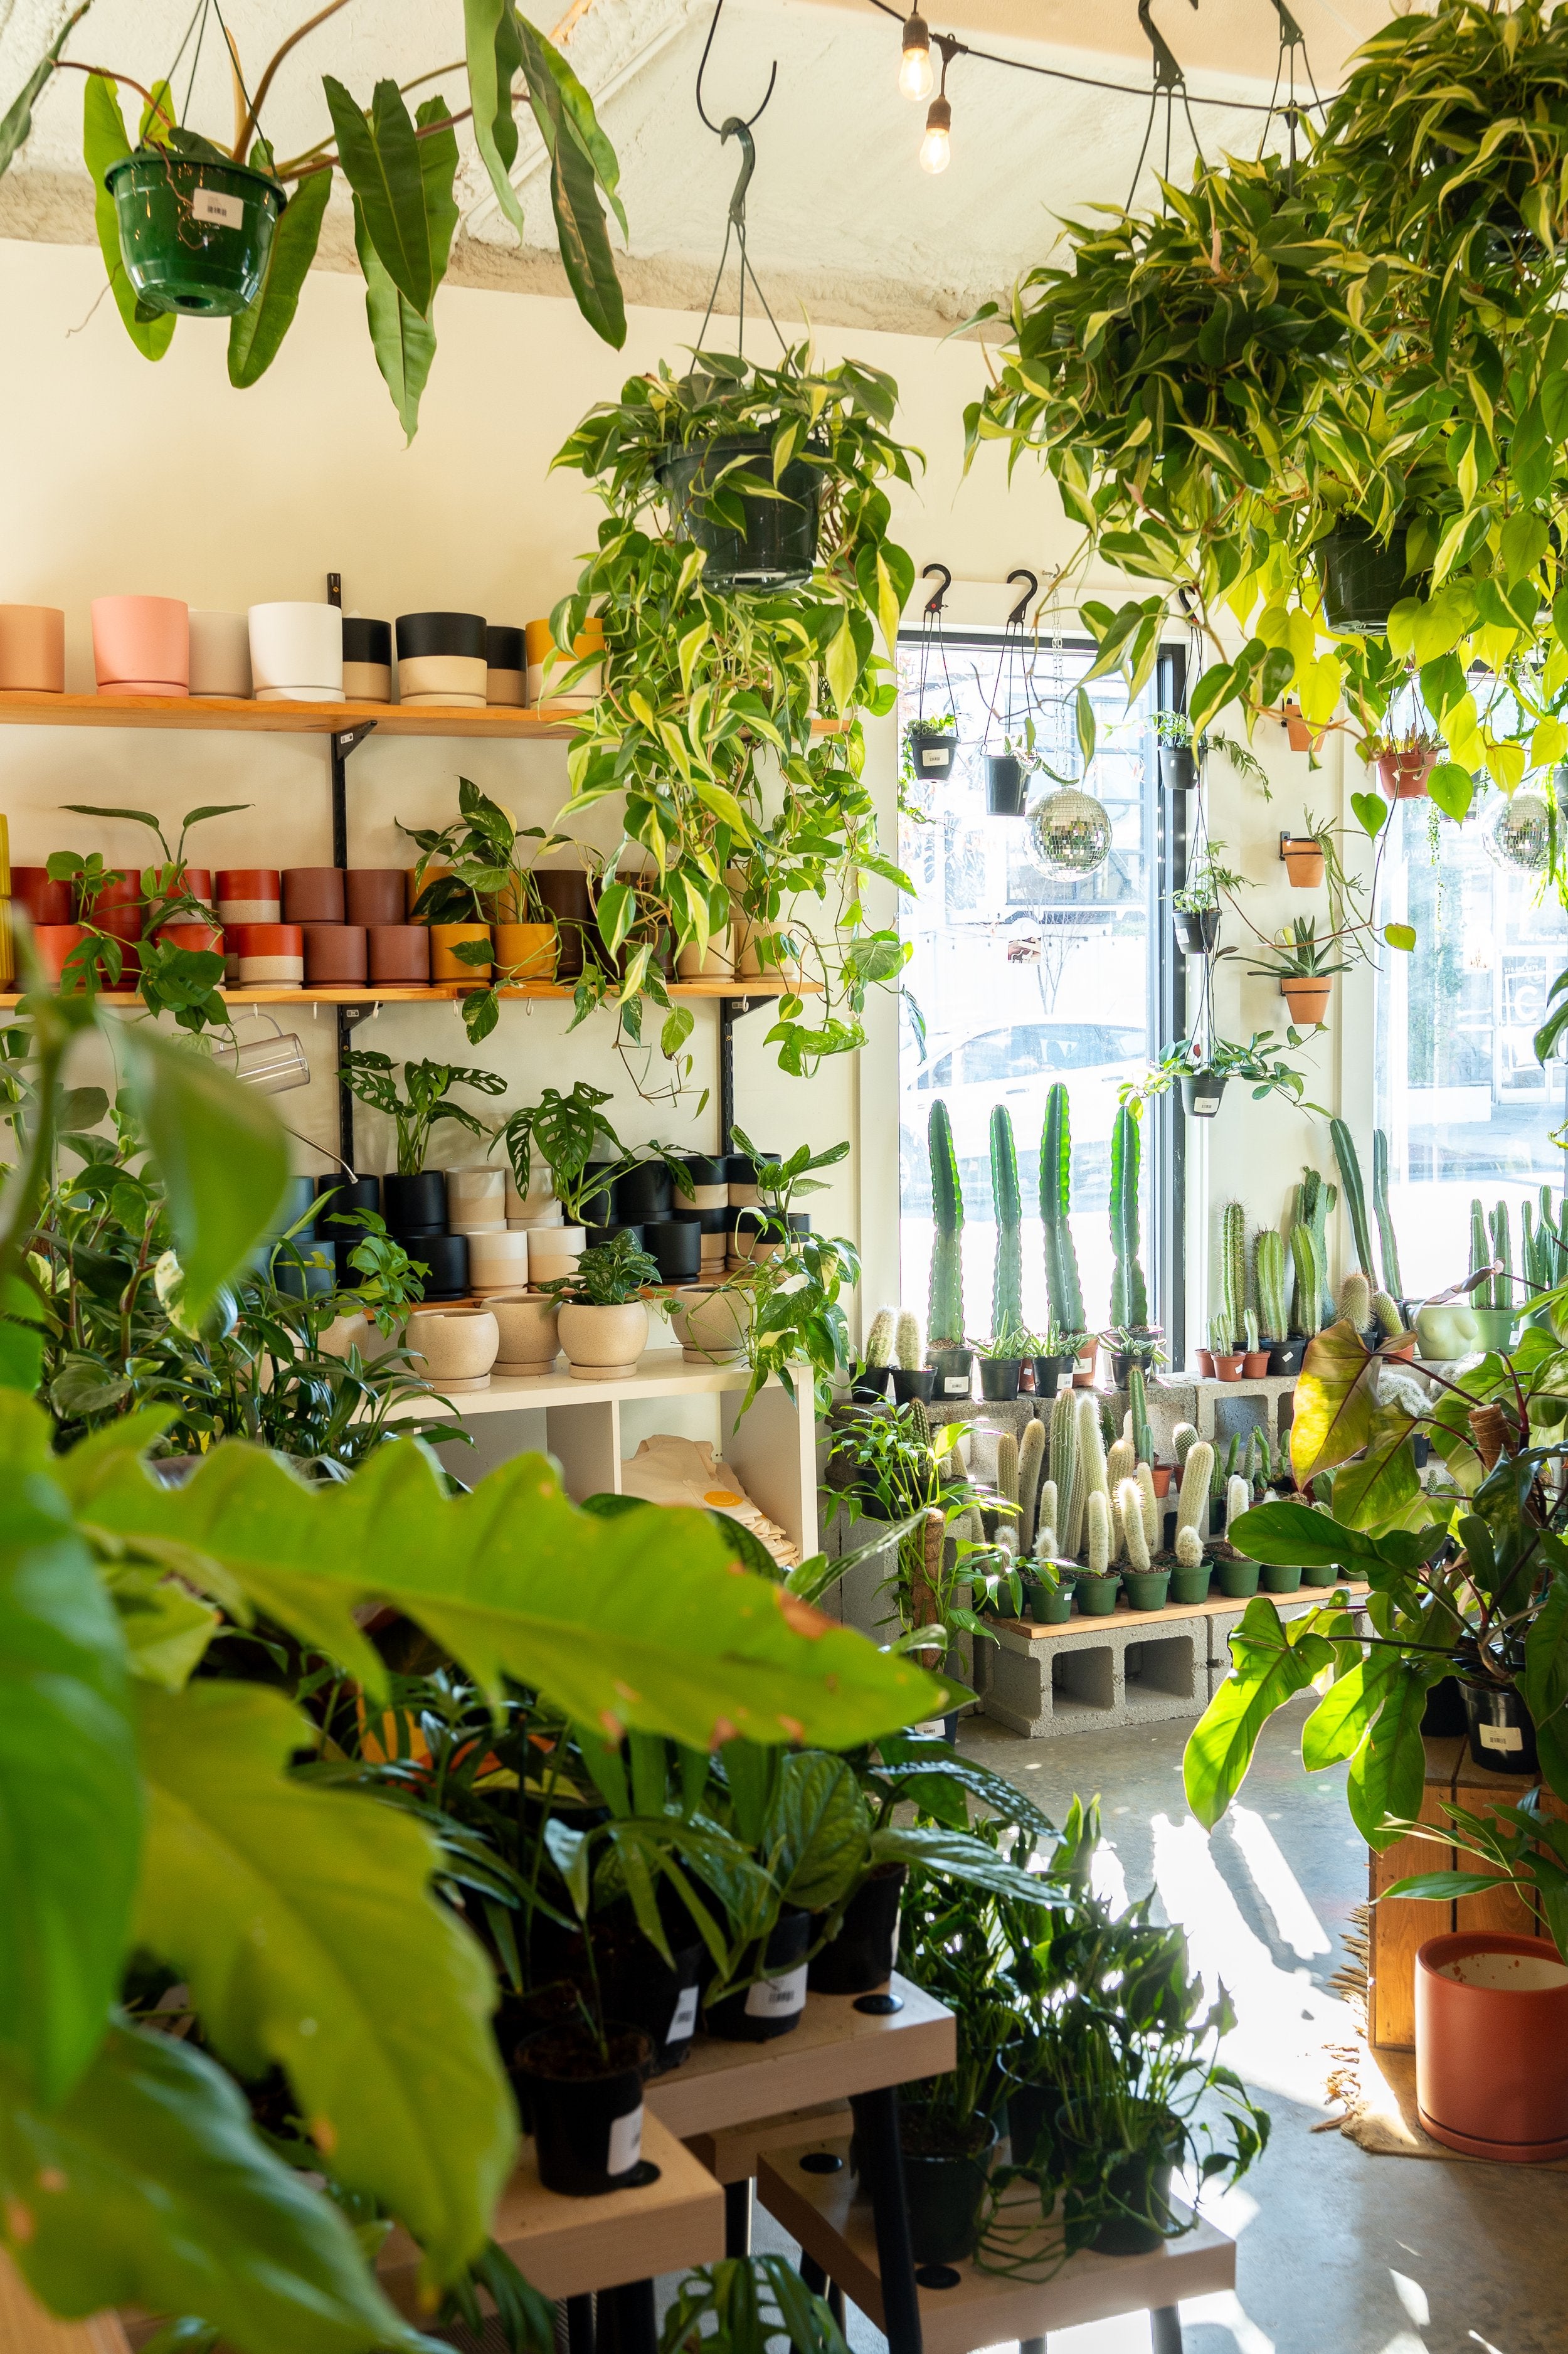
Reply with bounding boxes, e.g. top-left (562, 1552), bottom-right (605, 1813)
top-left (92, 595), bottom-right (188, 695)
top-left (1379, 751), bottom-right (1436, 800)
top-left (1151, 1465), bottom-right (1173, 1497)
top-left (480, 1290), bottom-right (561, 1374)
top-left (527, 1228), bottom-right (586, 1286)
top-left (156, 921), bottom-right (224, 957)
top-left (1243, 1350), bottom-right (1271, 1377)
top-left (1213, 1353), bottom-right (1245, 1382)
top-left (558, 1300), bottom-right (649, 1380)
top-left (1196, 1348), bottom-right (1215, 1377)
top-left (1281, 839), bottom-right (1324, 888)
top-left (405, 1305), bottom-right (500, 1392)
top-left (0, 605), bottom-right (65, 692)
top-left (669, 1284), bottom-right (751, 1363)
top-left (1071, 1343), bottom-right (1099, 1387)
top-left (1416, 1933), bottom-right (1568, 2161)
top-left (1281, 977), bottom-right (1332, 1026)
top-left (430, 922), bottom-right (492, 981)
top-left (492, 921), bottom-right (557, 980)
